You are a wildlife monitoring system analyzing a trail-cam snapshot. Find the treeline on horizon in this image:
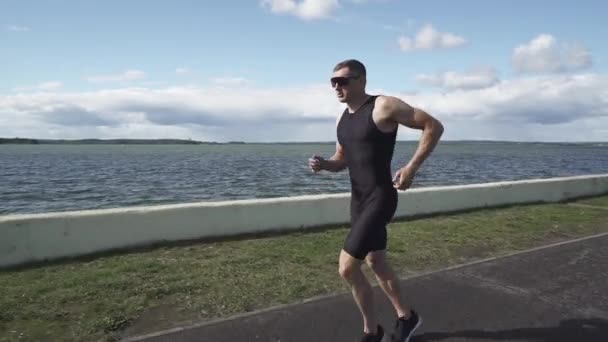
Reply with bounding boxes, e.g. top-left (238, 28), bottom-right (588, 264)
top-left (0, 138), bottom-right (235, 145)
top-left (0, 137), bottom-right (603, 145)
